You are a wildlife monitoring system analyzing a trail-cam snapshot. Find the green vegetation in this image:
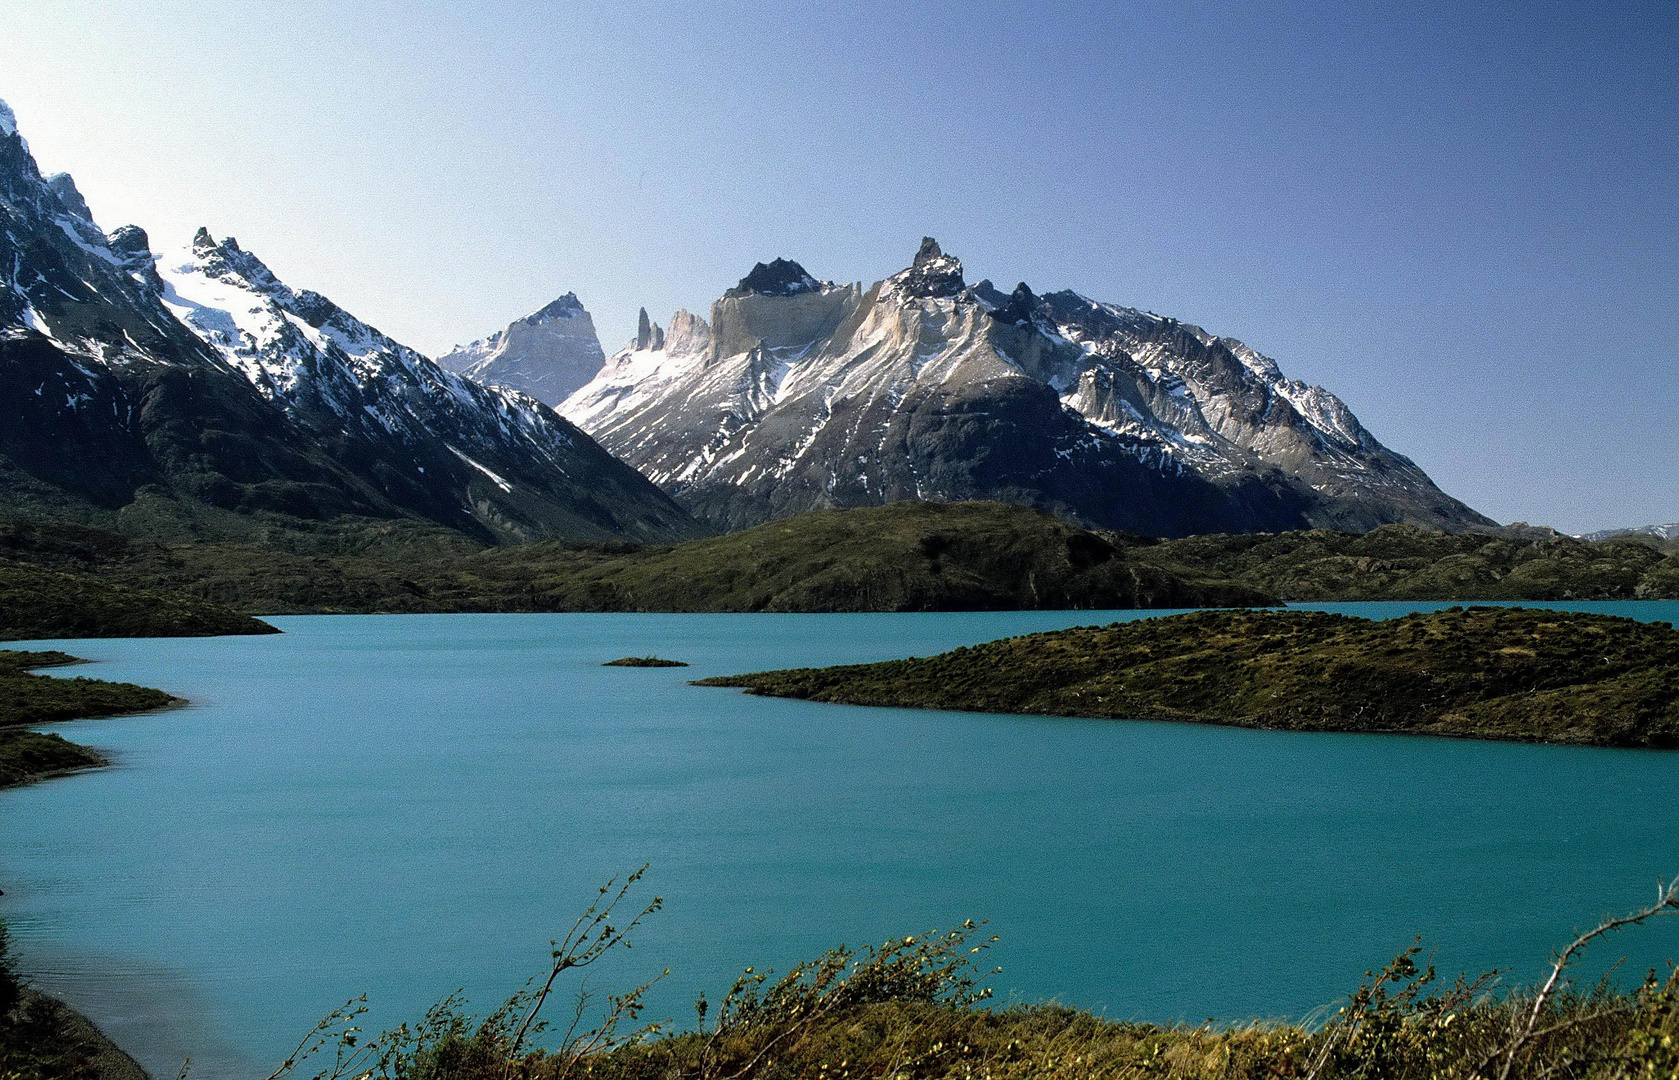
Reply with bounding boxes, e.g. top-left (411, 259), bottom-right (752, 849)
top-left (0, 651), bottom-right (178, 727)
top-left (0, 730), bottom-right (105, 788)
top-left (0, 503), bottom-right (1275, 614)
top-left (603, 657), bottom-right (689, 667)
top-left (5, 504), bottom-right (1679, 617)
top-left (1130, 524), bottom-right (1679, 601)
top-left (0, 649), bottom-right (181, 788)
top-left (266, 874), bottom-right (1679, 1080)
top-left (0, 560), bottom-right (277, 640)
top-left (699, 607), bottom-right (1679, 747)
